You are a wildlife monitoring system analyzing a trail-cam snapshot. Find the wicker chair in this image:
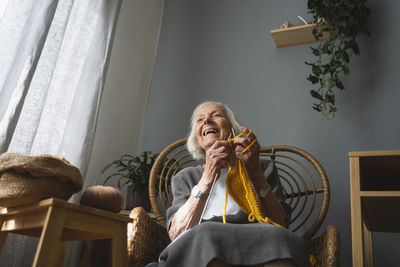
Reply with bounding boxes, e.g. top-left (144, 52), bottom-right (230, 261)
top-left (128, 138), bottom-right (340, 267)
